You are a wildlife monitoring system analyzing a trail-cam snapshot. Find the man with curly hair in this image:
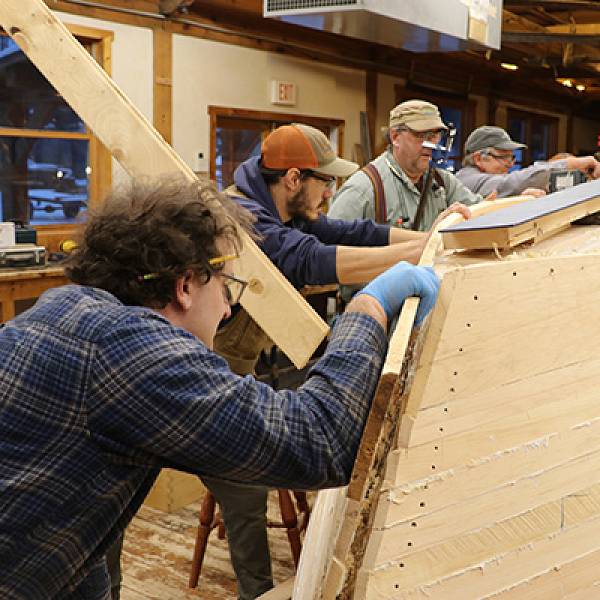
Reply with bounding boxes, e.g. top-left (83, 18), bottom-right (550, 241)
top-left (0, 176), bottom-right (440, 600)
